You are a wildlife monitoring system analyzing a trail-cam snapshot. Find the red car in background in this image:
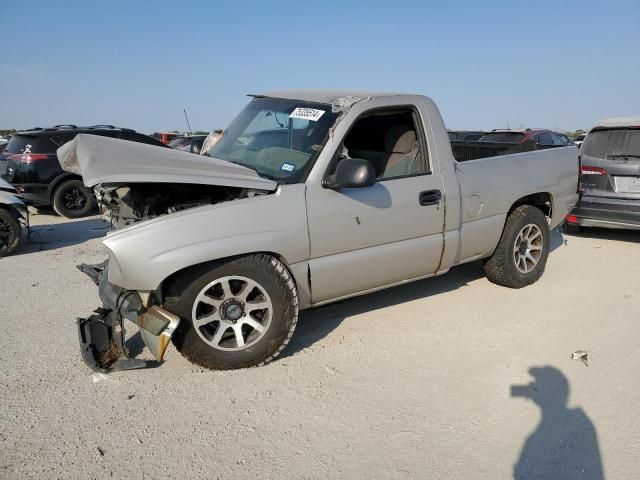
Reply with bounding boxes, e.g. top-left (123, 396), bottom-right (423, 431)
top-left (151, 132), bottom-right (178, 145)
top-left (451, 128), bottom-right (573, 161)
